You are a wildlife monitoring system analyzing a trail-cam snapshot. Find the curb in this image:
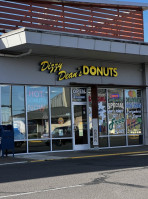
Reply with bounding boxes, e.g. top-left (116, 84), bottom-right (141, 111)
top-left (1, 150), bottom-right (148, 166)
top-left (29, 150), bottom-right (148, 163)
